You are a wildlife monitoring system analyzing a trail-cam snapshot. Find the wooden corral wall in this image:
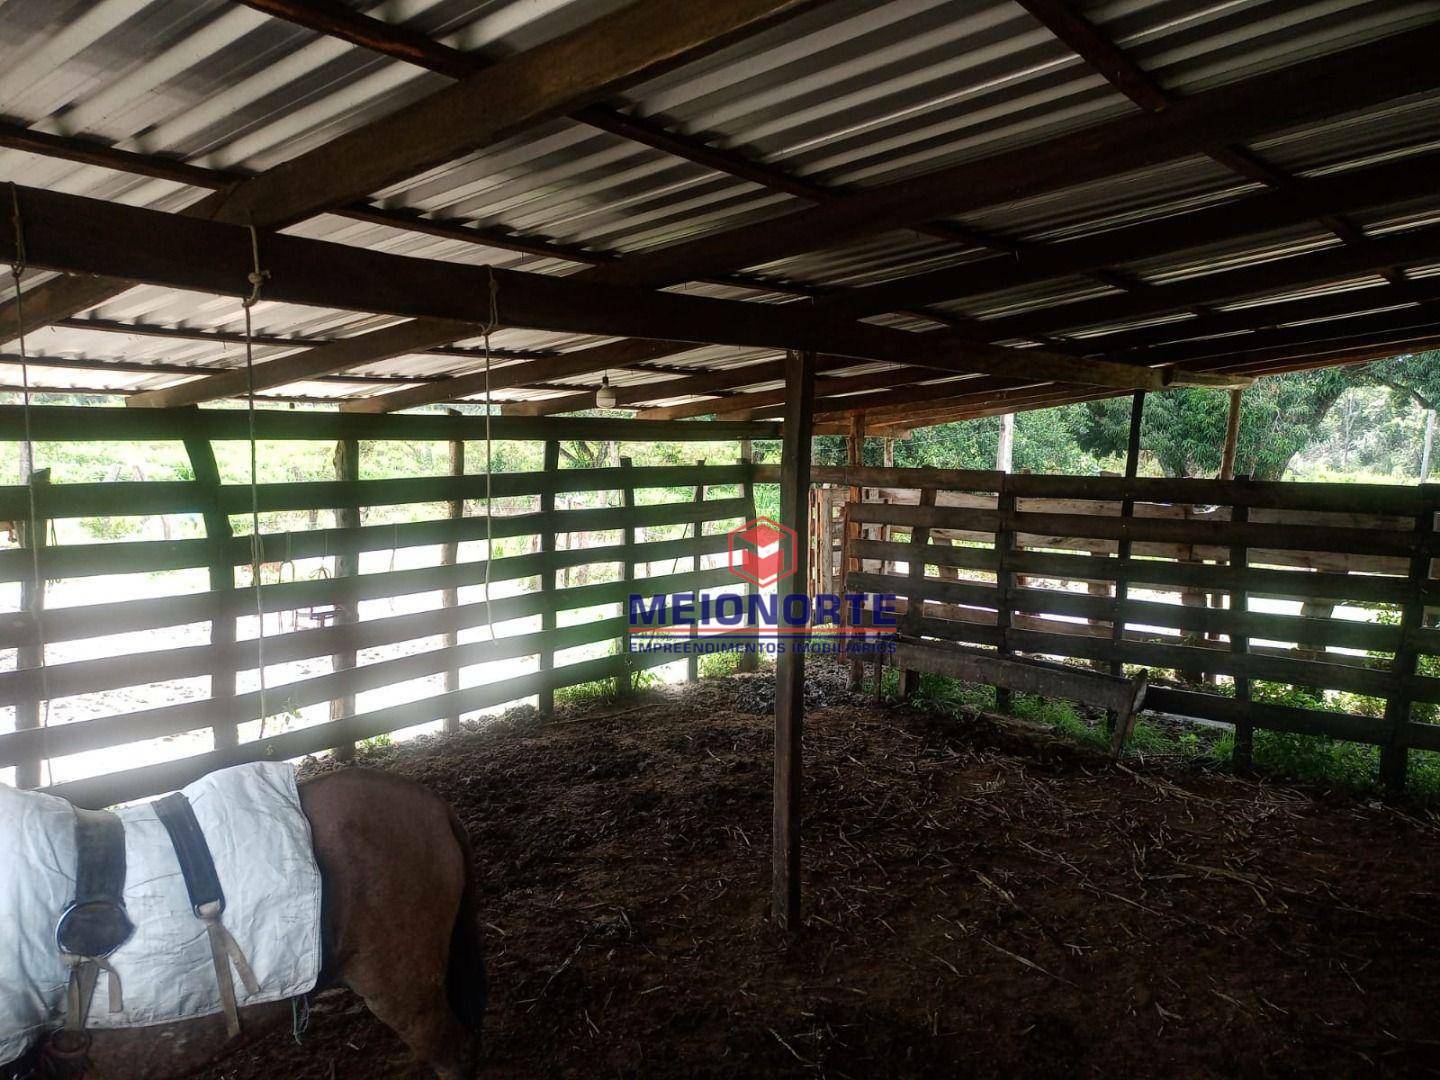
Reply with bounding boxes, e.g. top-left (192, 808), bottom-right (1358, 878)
top-left (786, 466), bottom-right (1440, 788)
top-left (0, 407), bottom-right (771, 809)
